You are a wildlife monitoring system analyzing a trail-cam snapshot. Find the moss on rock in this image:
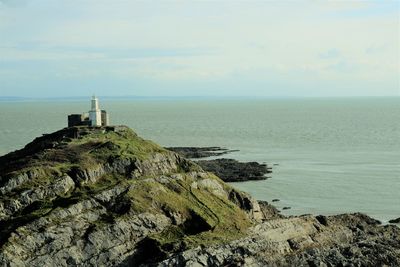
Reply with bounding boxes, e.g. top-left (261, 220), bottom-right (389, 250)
top-left (0, 126), bottom-right (255, 265)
